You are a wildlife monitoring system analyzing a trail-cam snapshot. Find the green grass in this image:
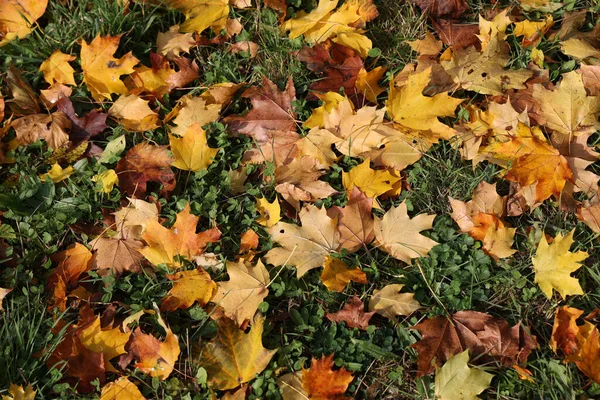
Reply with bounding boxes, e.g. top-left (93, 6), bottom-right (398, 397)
top-left (1, 0), bottom-right (600, 399)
